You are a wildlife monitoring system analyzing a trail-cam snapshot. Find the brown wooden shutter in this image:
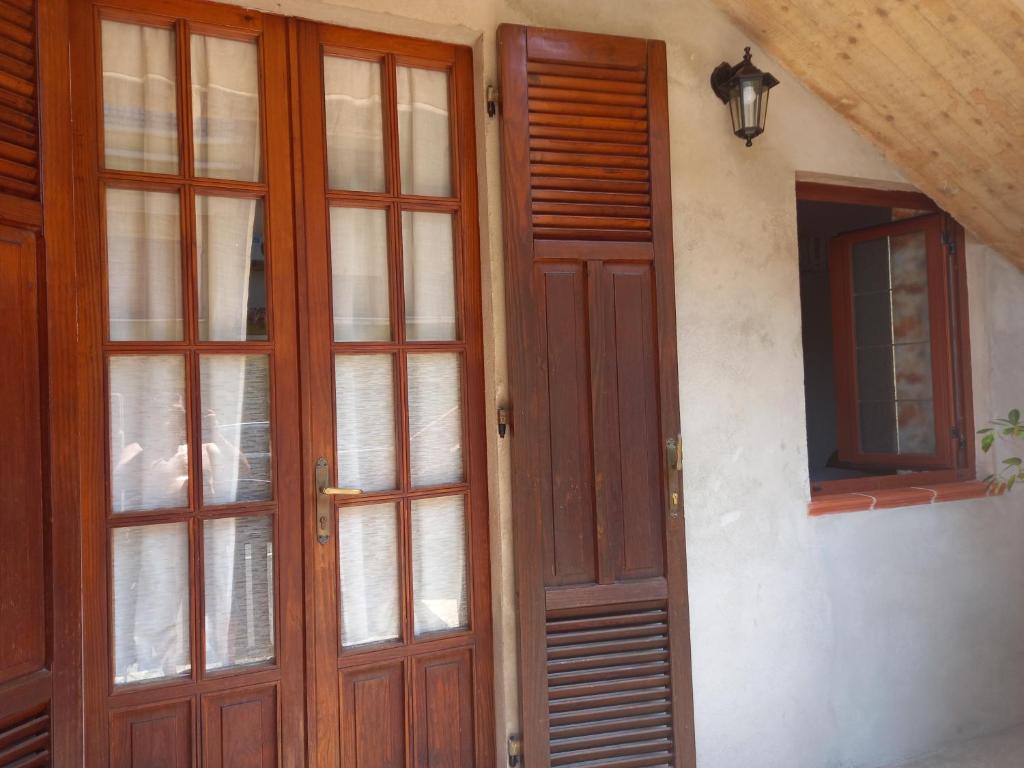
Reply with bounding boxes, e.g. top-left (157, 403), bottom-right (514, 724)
top-left (498, 24), bottom-right (696, 768)
top-left (0, 1), bottom-right (80, 764)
